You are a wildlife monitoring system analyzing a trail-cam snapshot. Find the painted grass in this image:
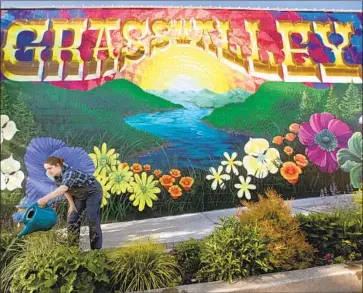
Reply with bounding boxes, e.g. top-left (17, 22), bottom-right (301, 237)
top-left (4, 79), bottom-right (183, 154)
top-left (203, 81), bottom-right (328, 138)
